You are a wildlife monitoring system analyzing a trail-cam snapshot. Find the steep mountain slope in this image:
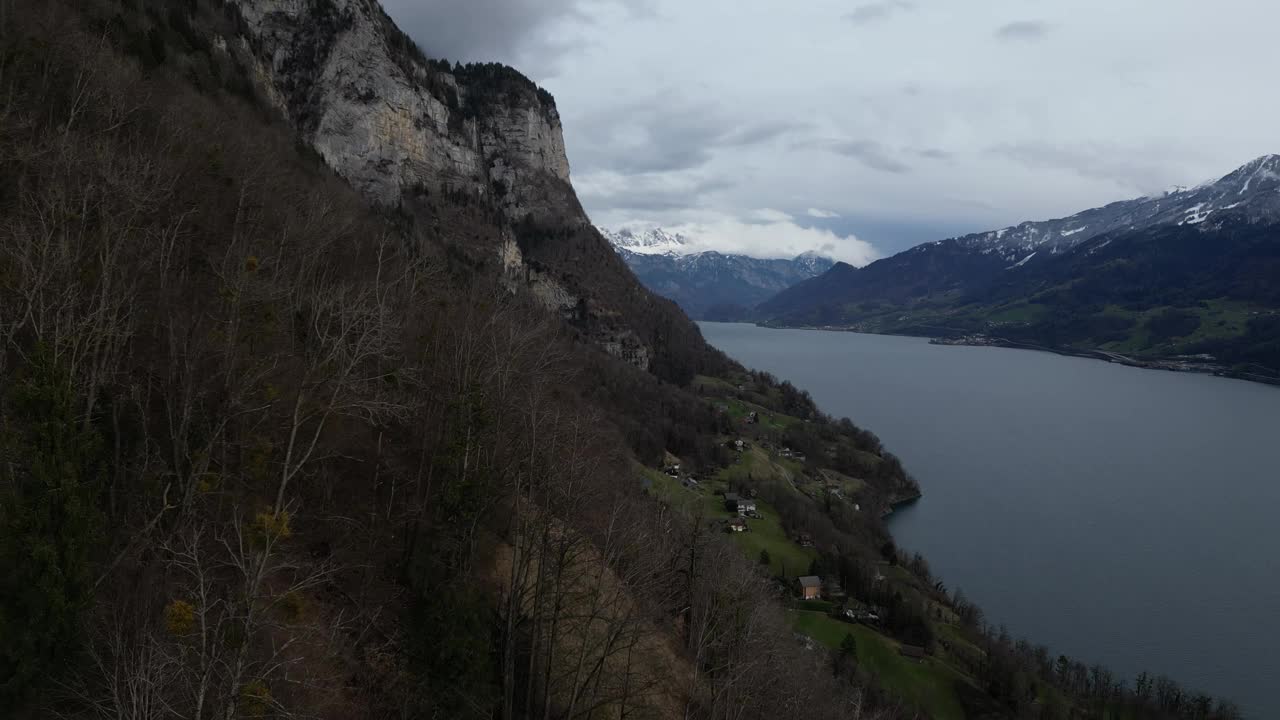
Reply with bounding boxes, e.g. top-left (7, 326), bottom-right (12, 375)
top-left (227, 0), bottom-right (710, 382)
top-left (604, 228), bottom-right (834, 319)
top-left (759, 156), bottom-right (1280, 377)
